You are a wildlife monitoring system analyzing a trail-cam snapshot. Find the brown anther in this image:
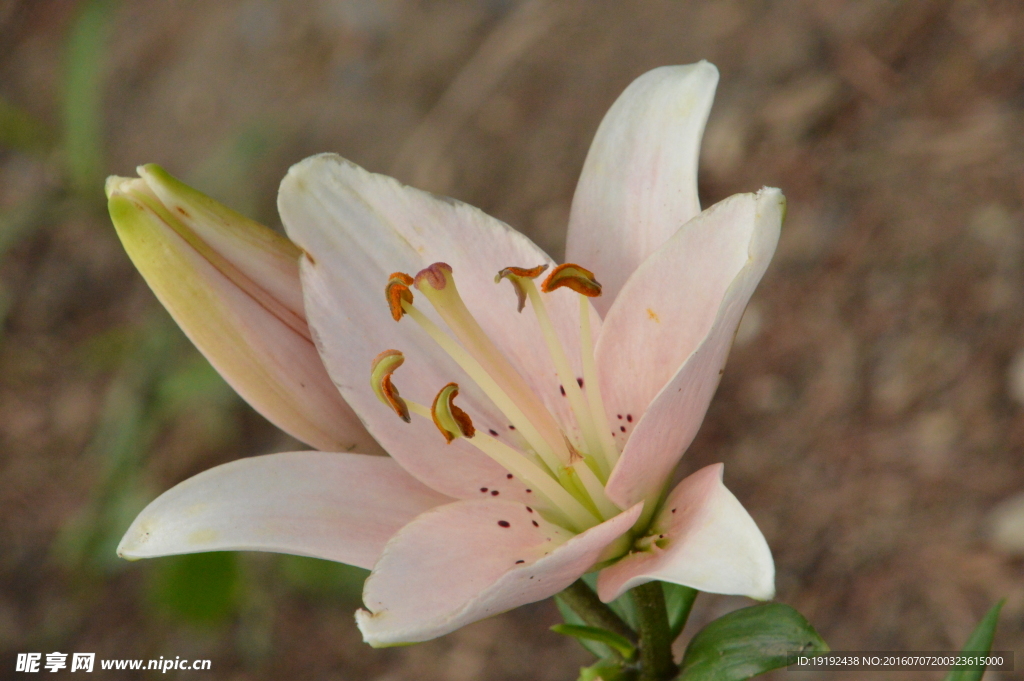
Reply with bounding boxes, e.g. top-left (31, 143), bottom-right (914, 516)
top-left (431, 382), bottom-right (476, 444)
top-left (413, 262), bottom-right (453, 292)
top-left (386, 272), bottom-right (414, 321)
top-left (495, 264), bottom-right (549, 312)
top-left (370, 349), bottom-right (410, 422)
top-left (541, 263), bottom-right (602, 297)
